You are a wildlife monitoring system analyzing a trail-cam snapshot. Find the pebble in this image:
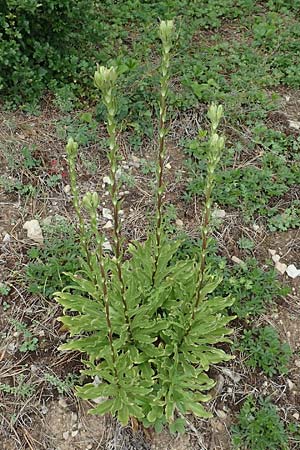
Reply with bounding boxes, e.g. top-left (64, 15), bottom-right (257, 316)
top-left (103, 220), bottom-right (113, 229)
top-left (102, 208), bottom-right (113, 220)
top-left (71, 430), bottom-right (79, 437)
top-left (23, 219), bottom-right (44, 245)
top-left (275, 261), bottom-right (287, 275)
top-left (268, 249), bottom-right (276, 256)
top-left (212, 209), bottom-right (226, 219)
top-left (286, 264), bottom-right (300, 279)
top-left (62, 431), bottom-right (69, 440)
top-left (293, 413), bottom-right (299, 421)
top-left (295, 360), bottom-right (300, 368)
top-left (253, 223), bottom-right (260, 231)
top-left (165, 162), bottom-right (172, 169)
top-left (63, 184), bottom-right (71, 194)
top-left (232, 256), bottom-right (243, 264)
top-left (2, 233), bottom-right (10, 243)
top-left (175, 219), bottom-right (184, 227)
top-left (289, 120), bottom-right (300, 130)
top-left (272, 254), bottom-right (280, 263)
top-left (103, 176), bottom-right (111, 185)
